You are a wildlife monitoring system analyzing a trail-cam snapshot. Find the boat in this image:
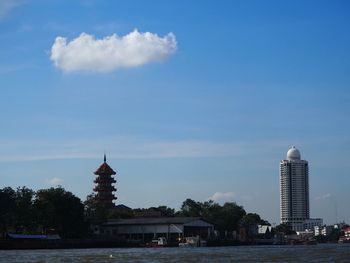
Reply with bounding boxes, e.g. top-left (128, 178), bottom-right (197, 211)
top-left (338, 236), bottom-right (350, 243)
top-left (145, 237), bottom-right (167, 247)
top-left (178, 236), bottom-right (207, 247)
